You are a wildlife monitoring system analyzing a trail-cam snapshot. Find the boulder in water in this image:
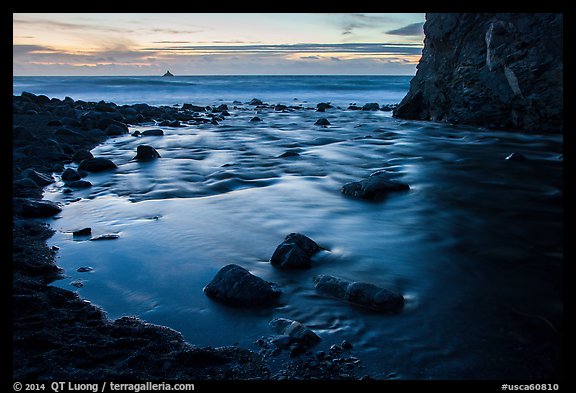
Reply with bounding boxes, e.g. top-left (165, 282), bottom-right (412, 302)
top-left (134, 145), bottom-right (161, 161)
top-left (270, 233), bottom-right (322, 269)
top-left (313, 275), bottom-right (404, 313)
top-left (204, 264), bottom-right (281, 307)
top-left (341, 172), bottom-right (409, 200)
